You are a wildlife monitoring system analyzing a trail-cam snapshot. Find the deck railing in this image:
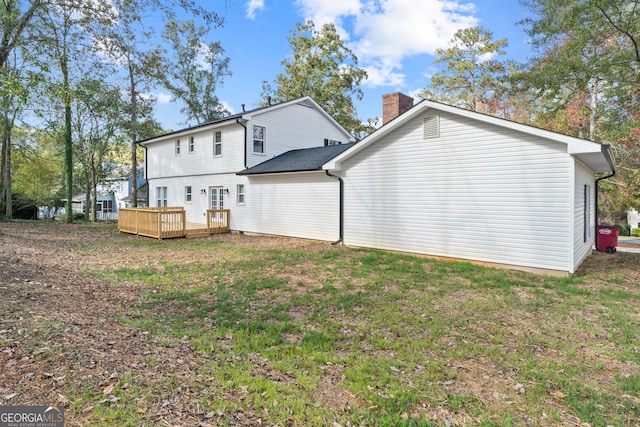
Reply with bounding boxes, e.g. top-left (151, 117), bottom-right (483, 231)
top-left (118, 207), bottom-right (186, 239)
top-left (118, 207), bottom-right (230, 239)
top-left (207, 209), bottom-right (230, 233)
